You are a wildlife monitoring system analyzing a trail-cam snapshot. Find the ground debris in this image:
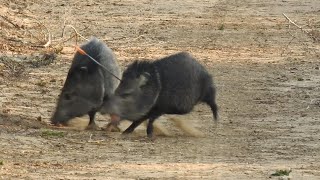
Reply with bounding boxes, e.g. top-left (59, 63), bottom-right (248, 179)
top-left (0, 53), bottom-right (57, 76)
